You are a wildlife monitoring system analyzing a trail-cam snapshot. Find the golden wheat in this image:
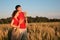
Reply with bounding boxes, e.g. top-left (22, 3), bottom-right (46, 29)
top-left (0, 22), bottom-right (60, 40)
